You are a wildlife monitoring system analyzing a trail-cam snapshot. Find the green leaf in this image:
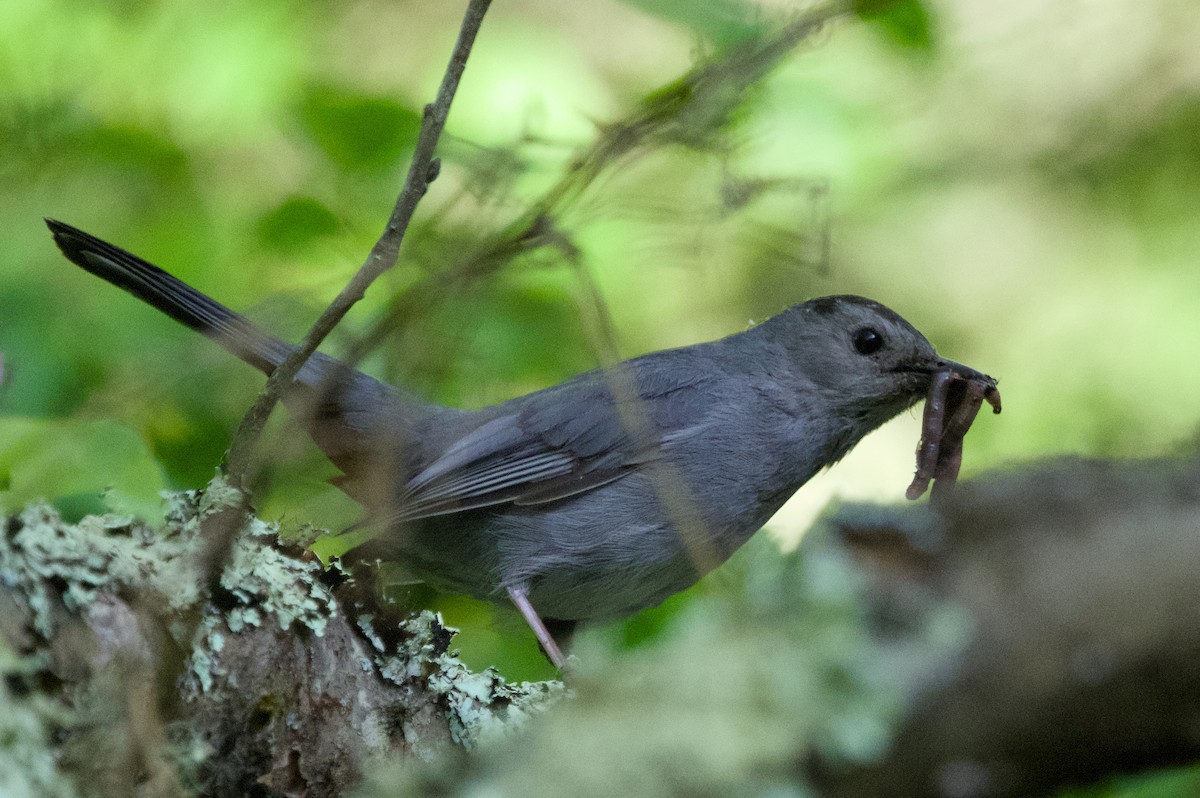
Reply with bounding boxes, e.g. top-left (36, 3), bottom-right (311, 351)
top-left (298, 85), bottom-right (421, 172)
top-left (617, 0), bottom-right (767, 52)
top-left (256, 195), bottom-right (341, 254)
top-left (77, 123), bottom-right (190, 180)
top-left (0, 417), bottom-right (168, 521)
top-left (855, 0), bottom-right (935, 54)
